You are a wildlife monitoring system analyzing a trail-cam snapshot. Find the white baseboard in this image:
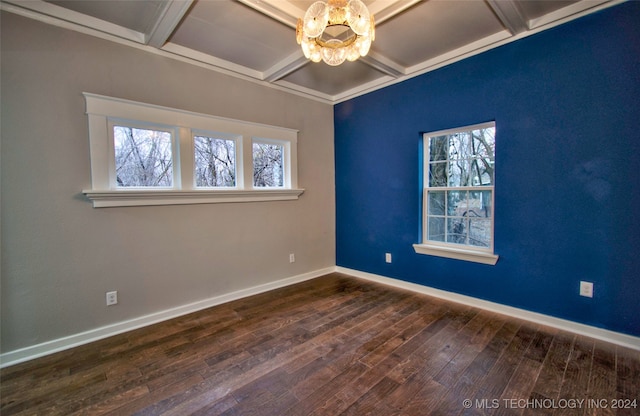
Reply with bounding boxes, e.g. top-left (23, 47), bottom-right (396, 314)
top-left (0, 267), bottom-right (334, 368)
top-left (3, 265), bottom-right (638, 368)
top-left (336, 267), bottom-right (640, 351)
